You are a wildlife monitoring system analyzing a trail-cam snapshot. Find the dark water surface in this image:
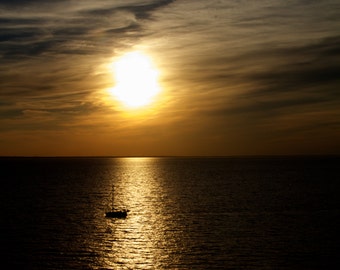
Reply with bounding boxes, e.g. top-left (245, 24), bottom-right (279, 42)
top-left (1, 156), bottom-right (339, 269)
